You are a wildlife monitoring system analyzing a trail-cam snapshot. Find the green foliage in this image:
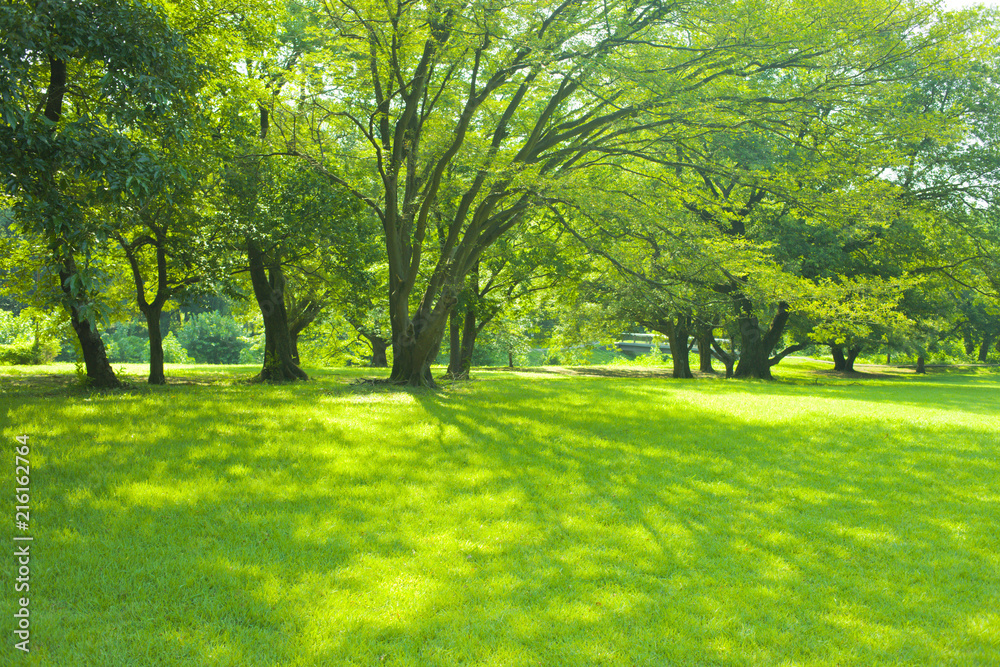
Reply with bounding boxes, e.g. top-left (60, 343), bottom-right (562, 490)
top-left (0, 341), bottom-right (48, 365)
top-left (102, 324), bottom-right (150, 364)
top-left (0, 308), bottom-right (61, 364)
top-left (237, 329), bottom-right (264, 365)
top-left (161, 331), bottom-right (194, 364)
top-left (176, 311), bottom-right (247, 364)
